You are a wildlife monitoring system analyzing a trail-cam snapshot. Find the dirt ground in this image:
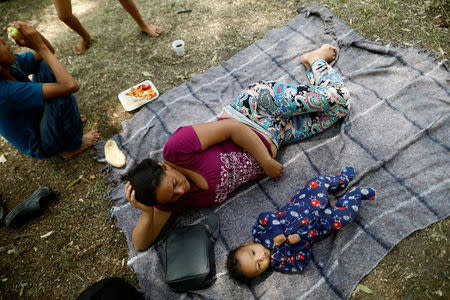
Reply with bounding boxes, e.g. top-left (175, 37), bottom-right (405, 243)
top-left (0, 0), bottom-right (448, 299)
